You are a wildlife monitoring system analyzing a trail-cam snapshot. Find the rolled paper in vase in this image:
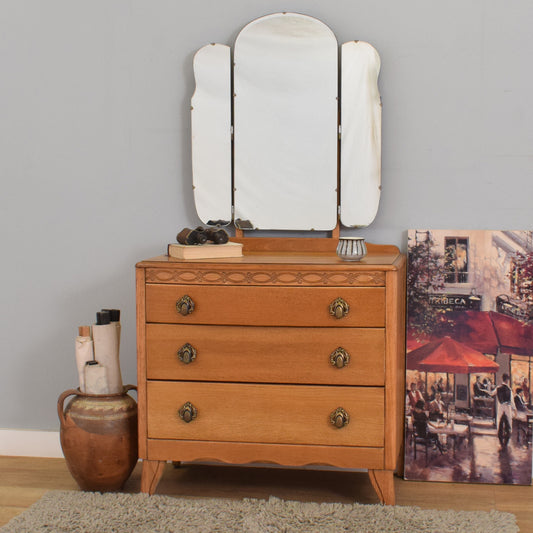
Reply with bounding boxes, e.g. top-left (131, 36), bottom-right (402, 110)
top-left (75, 326), bottom-right (94, 393)
top-left (106, 309), bottom-right (122, 394)
top-left (92, 312), bottom-right (123, 394)
top-left (84, 361), bottom-right (110, 395)
top-left (102, 309), bottom-right (121, 354)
